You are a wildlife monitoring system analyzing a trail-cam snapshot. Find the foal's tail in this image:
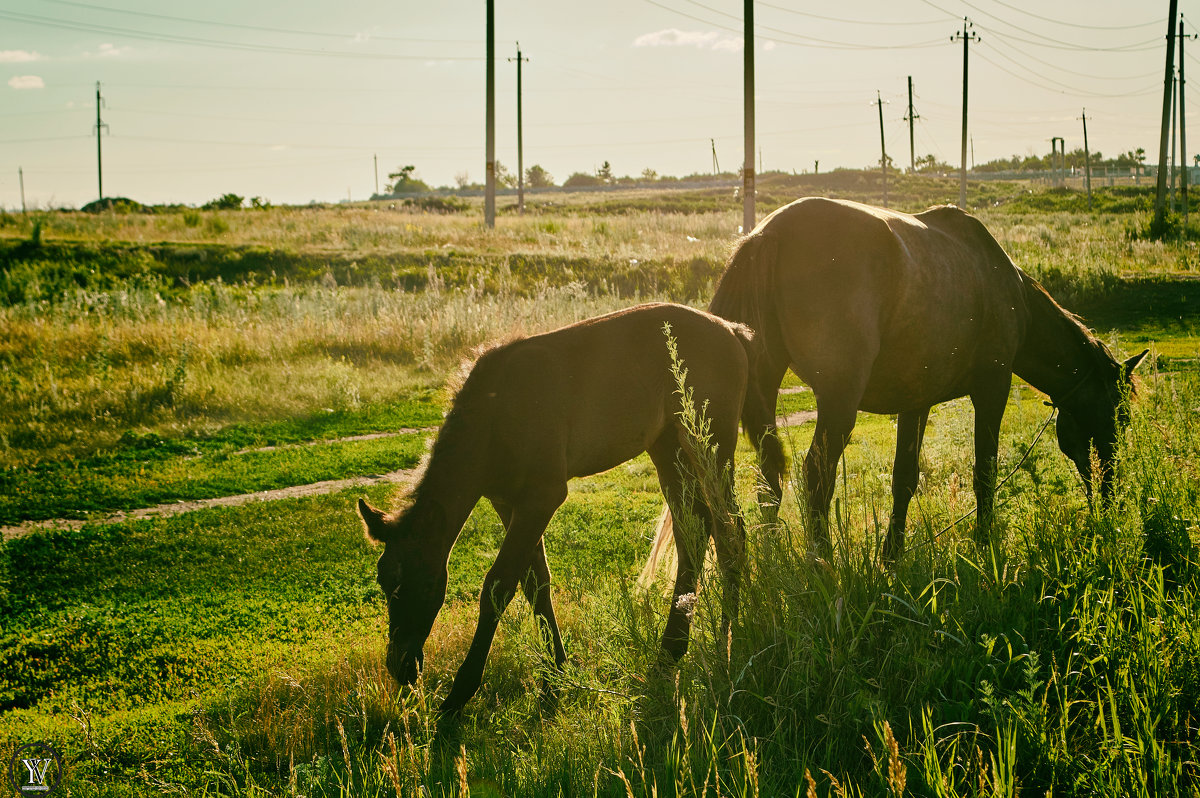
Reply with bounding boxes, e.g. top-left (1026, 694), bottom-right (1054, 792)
top-left (637, 505), bottom-right (674, 589)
